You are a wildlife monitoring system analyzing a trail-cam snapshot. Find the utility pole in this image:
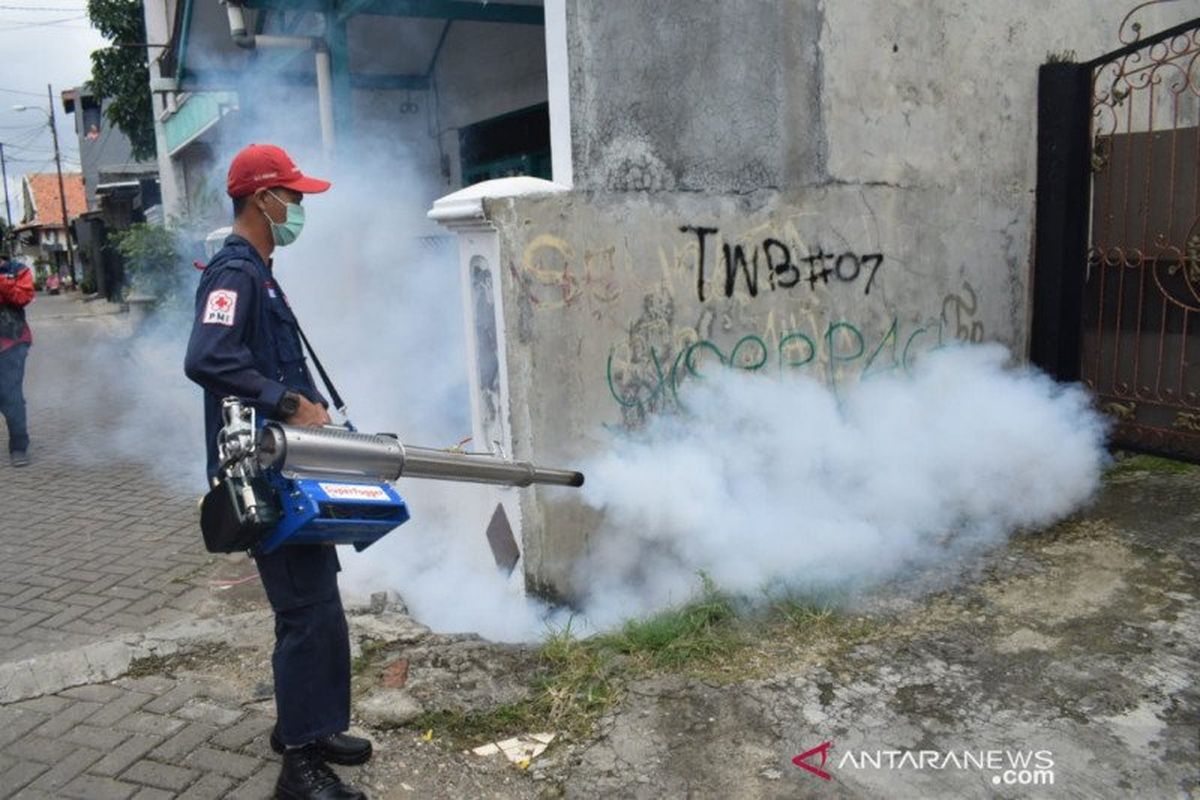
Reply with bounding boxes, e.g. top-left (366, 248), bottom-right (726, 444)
top-left (47, 83), bottom-right (75, 285)
top-left (0, 142), bottom-right (11, 233)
